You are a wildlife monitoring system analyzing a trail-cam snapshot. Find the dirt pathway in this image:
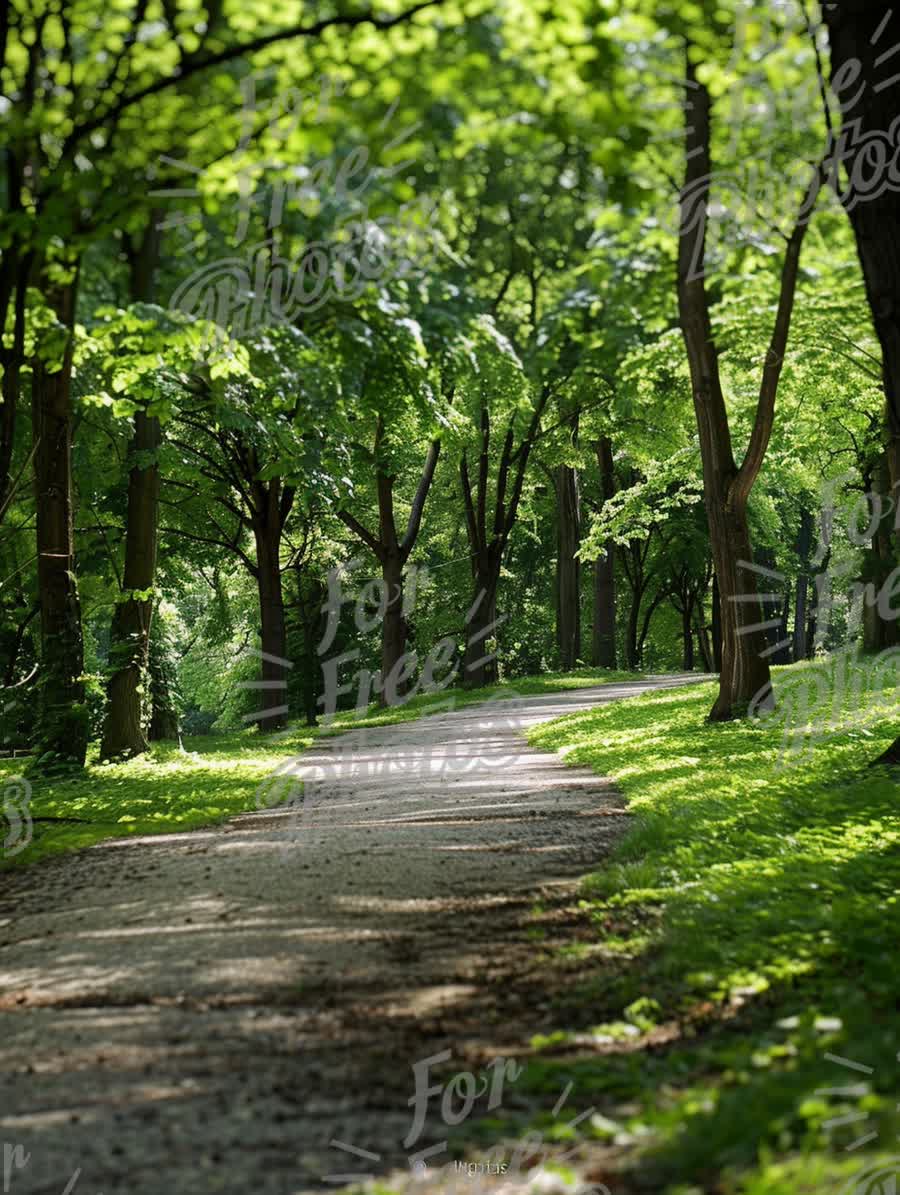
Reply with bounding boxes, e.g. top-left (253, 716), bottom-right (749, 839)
top-left (0, 677), bottom-right (699, 1195)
